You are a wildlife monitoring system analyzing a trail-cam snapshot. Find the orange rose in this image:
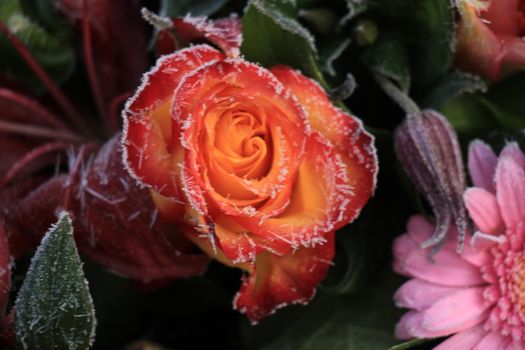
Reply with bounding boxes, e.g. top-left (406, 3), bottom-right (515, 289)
top-left (122, 45), bottom-right (377, 322)
top-left (455, 0), bottom-right (525, 80)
